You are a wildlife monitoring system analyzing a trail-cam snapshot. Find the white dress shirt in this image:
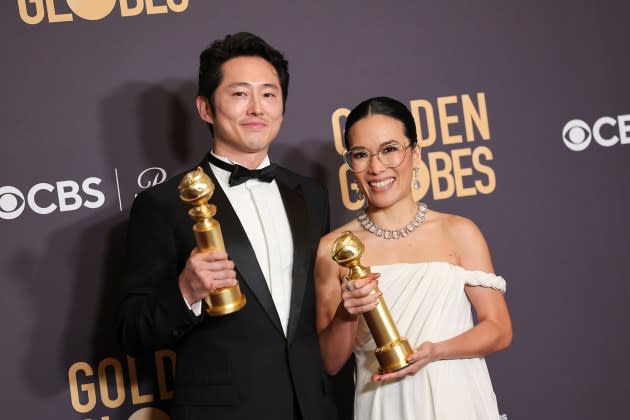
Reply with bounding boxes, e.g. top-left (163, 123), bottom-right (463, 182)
top-left (187, 151), bottom-right (294, 336)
